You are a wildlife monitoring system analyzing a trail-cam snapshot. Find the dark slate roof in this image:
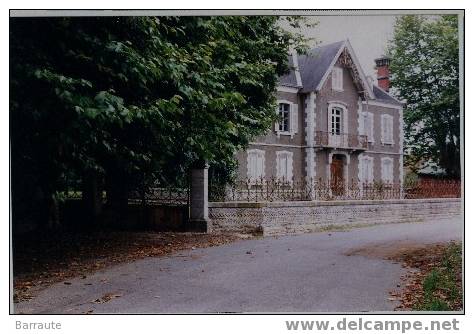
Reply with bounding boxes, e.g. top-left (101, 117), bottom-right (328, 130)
top-left (372, 85), bottom-right (403, 106)
top-left (278, 55), bottom-right (300, 88)
top-left (278, 40), bottom-right (402, 106)
top-left (298, 41), bottom-right (345, 93)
